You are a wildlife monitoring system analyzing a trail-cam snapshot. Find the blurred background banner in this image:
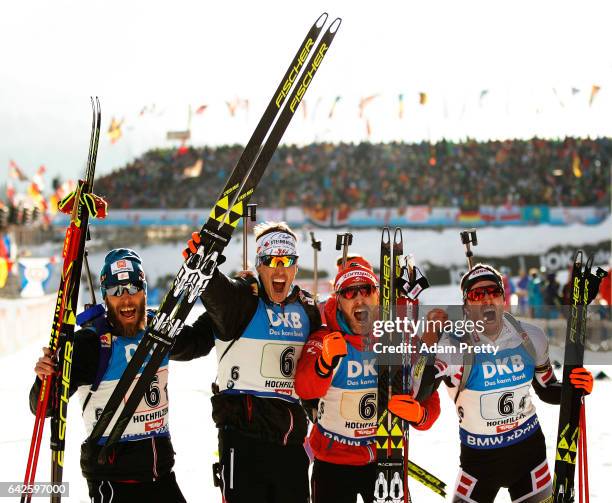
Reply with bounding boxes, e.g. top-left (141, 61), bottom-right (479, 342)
top-left (51, 204), bottom-right (608, 228)
top-left (18, 257), bottom-right (53, 298)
